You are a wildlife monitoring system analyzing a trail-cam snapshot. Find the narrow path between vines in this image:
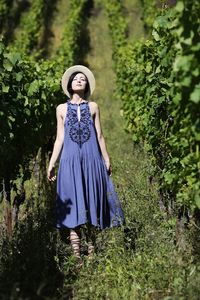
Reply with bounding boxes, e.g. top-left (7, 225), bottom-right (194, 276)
top-left (59, 1), bottom-right (159, 298)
